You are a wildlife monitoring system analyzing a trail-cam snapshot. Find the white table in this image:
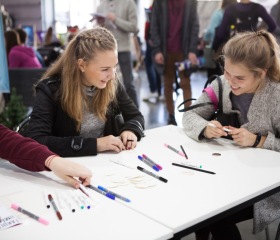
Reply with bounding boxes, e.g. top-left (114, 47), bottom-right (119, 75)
top-left (0, 160), bottom-right (173, 240)
top-left (64, 125), bottom-right (280, 238)
top-left (1, 125), bottom-right (280, 240)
